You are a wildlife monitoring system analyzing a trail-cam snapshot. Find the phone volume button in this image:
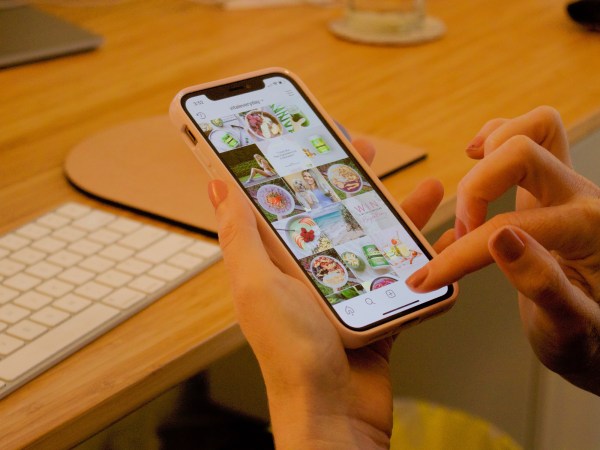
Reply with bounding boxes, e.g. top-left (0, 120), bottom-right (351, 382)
top-left (202, 159), bottom-right (220, 179)
top-left (190, 150), bottom-right (213, 173)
